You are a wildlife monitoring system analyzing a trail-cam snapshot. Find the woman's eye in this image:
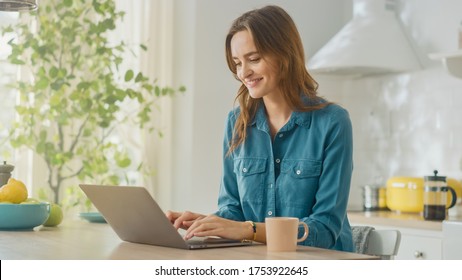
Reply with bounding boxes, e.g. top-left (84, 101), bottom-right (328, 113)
top-left (249, 57), bottom-right (260, 63)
